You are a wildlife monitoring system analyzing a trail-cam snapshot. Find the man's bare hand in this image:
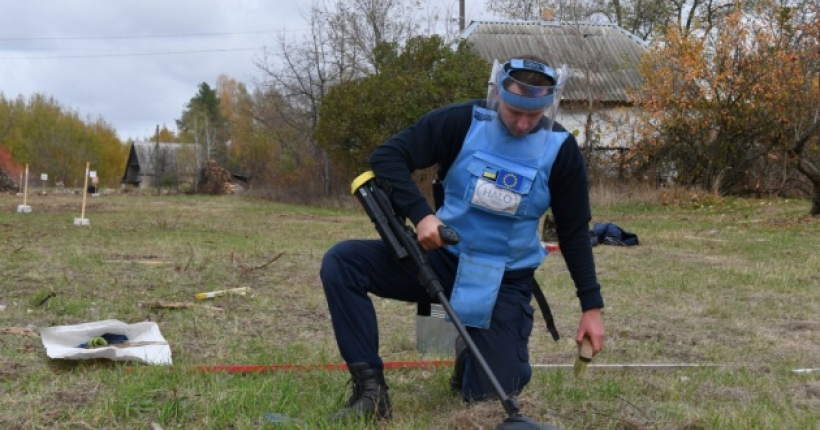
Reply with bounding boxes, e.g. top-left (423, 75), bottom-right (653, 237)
top-left (416, 215), bottom-right (444, 250)
top-left (577, 308), bottom-right (605, 356)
